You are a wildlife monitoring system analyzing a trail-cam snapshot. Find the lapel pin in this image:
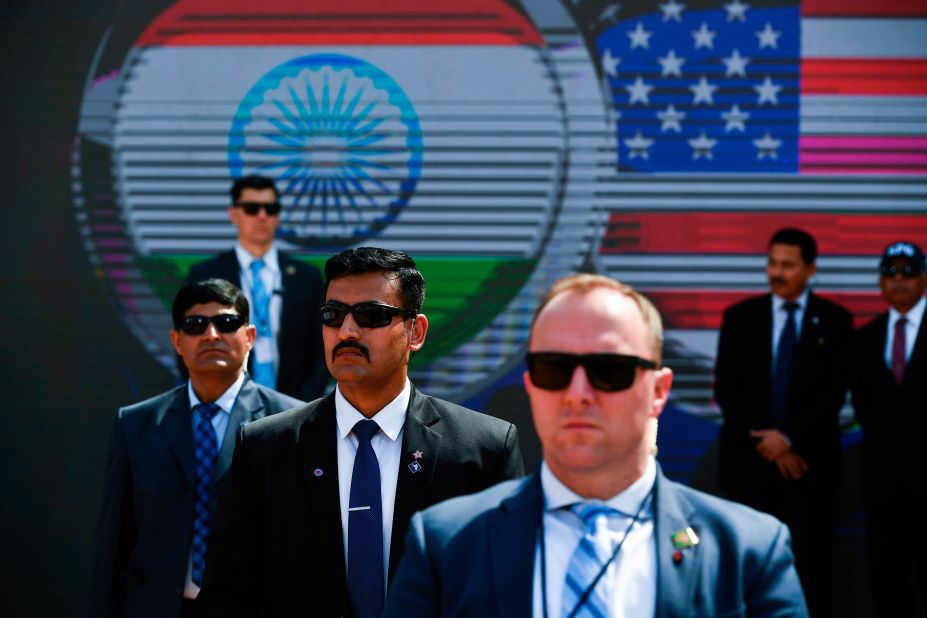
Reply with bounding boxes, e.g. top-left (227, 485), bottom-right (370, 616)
top-left (811, 315), bottom-right (820, 325)
top-left (412, 450), bottom-right (423, 460)
top-left (285, 265), bottom-right (297, 276)
top-left (312, 468), bottom-right (324, 477)
top-left (408, 461), bottom-right (422, 474)
top-left (670, 527), bottom-right (700, 564)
